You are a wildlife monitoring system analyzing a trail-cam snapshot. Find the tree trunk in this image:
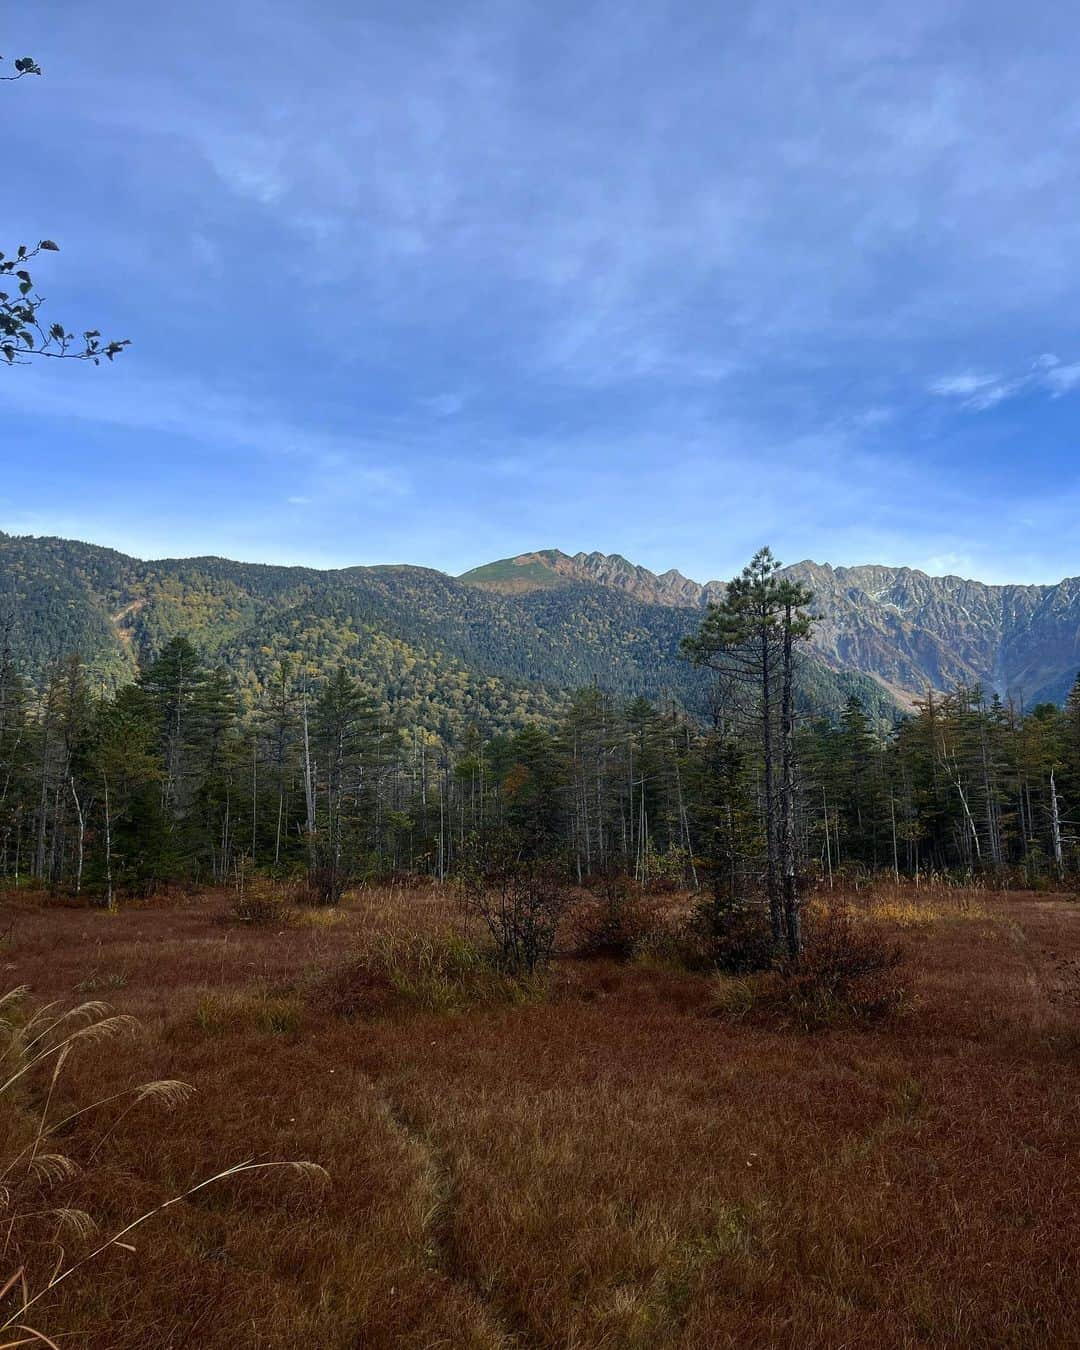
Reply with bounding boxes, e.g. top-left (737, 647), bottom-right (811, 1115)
top-left (102, 772), bottom-right (114, 911)
top-left (822, 786), bottom-right (834, 888)
top-left (302, 691), bottom-right (316, 870)
top-left (1050, 770), bottom-right (1064, 876)
top-left (760, 627), bottom-right (781, 943)
top-left (779, 604), bottom-right (800, 958)
top-left (70, 775), bottom-right (84, 895)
